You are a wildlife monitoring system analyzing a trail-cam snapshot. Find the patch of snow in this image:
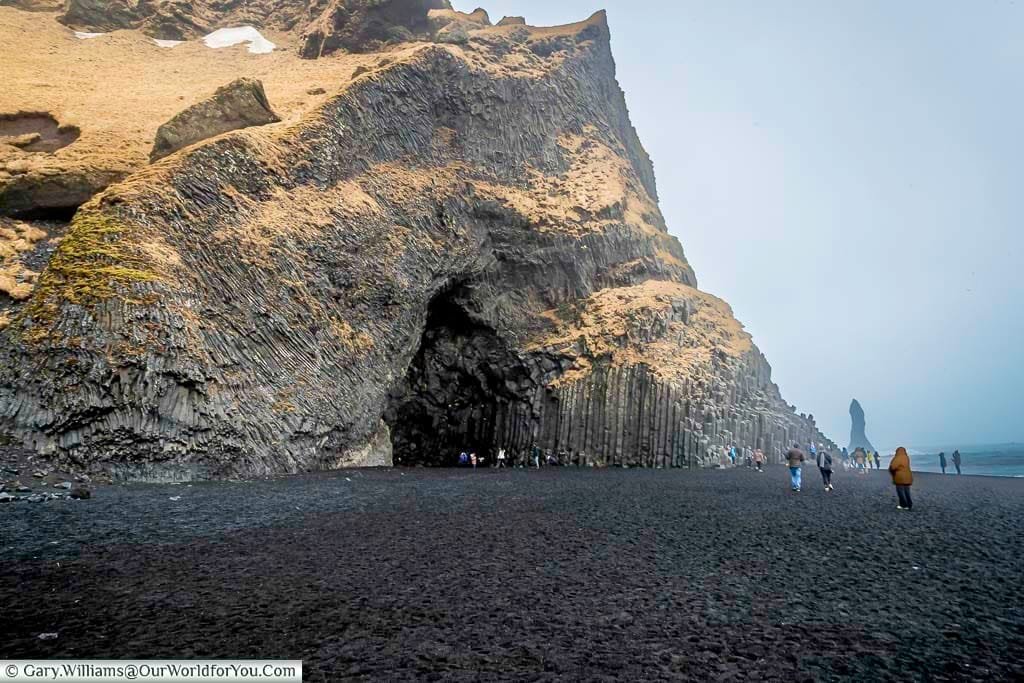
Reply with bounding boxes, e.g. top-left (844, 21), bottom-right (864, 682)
top-left (153, 39), bottom-right (184, 48)
top-left (74, 31), bottom-right (105, 40)
top-left (202, 26), bottom-right (275, 54)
